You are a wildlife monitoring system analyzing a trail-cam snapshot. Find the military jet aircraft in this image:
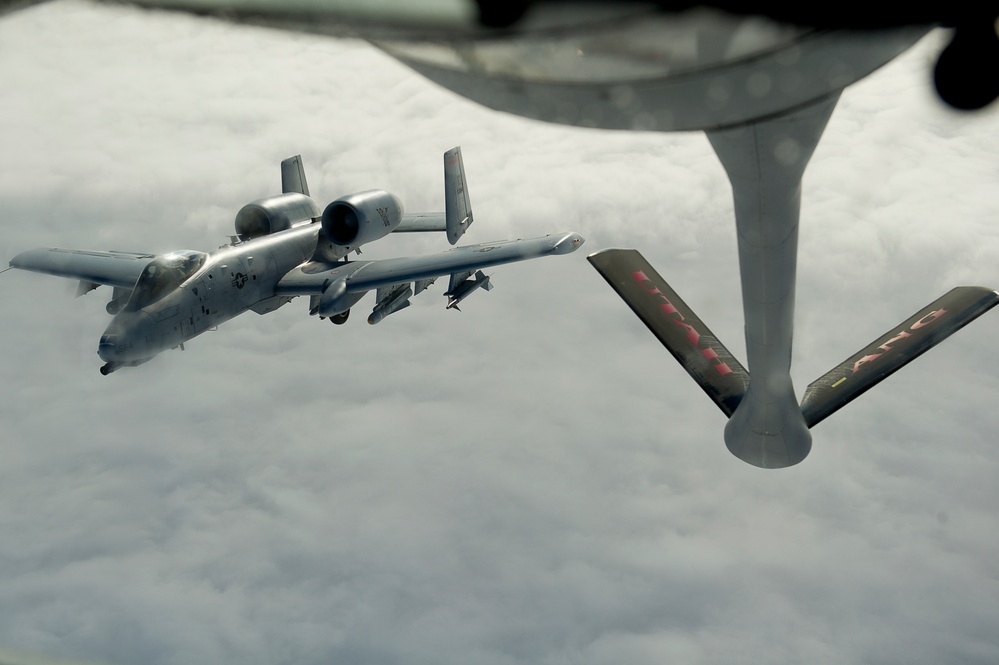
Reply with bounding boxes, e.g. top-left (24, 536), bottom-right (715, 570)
top-left (8, 147), bottom-right (584, 375)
